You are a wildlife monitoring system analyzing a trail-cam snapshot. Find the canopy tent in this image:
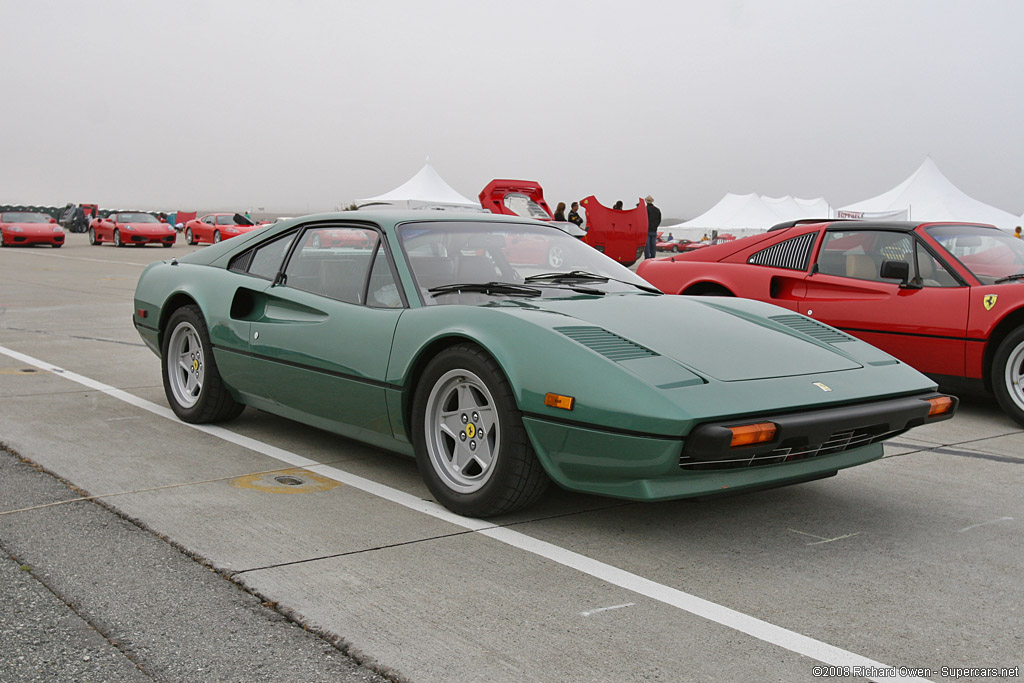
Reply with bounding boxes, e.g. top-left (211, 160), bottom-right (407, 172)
top-left (357, 161), bottom-right (481, 211)
top-left (838, 157), bottom-right (1019, 231)
top-left (662, 193), bottom-right (832, 238)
